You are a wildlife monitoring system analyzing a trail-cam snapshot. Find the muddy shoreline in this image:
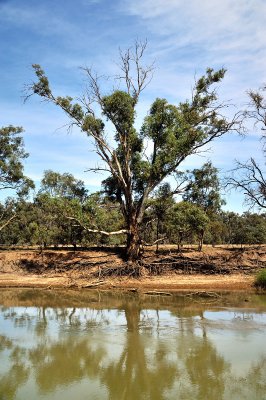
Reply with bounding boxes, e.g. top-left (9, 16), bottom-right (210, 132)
top-left (0, 245), bottom-right (265, 291)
